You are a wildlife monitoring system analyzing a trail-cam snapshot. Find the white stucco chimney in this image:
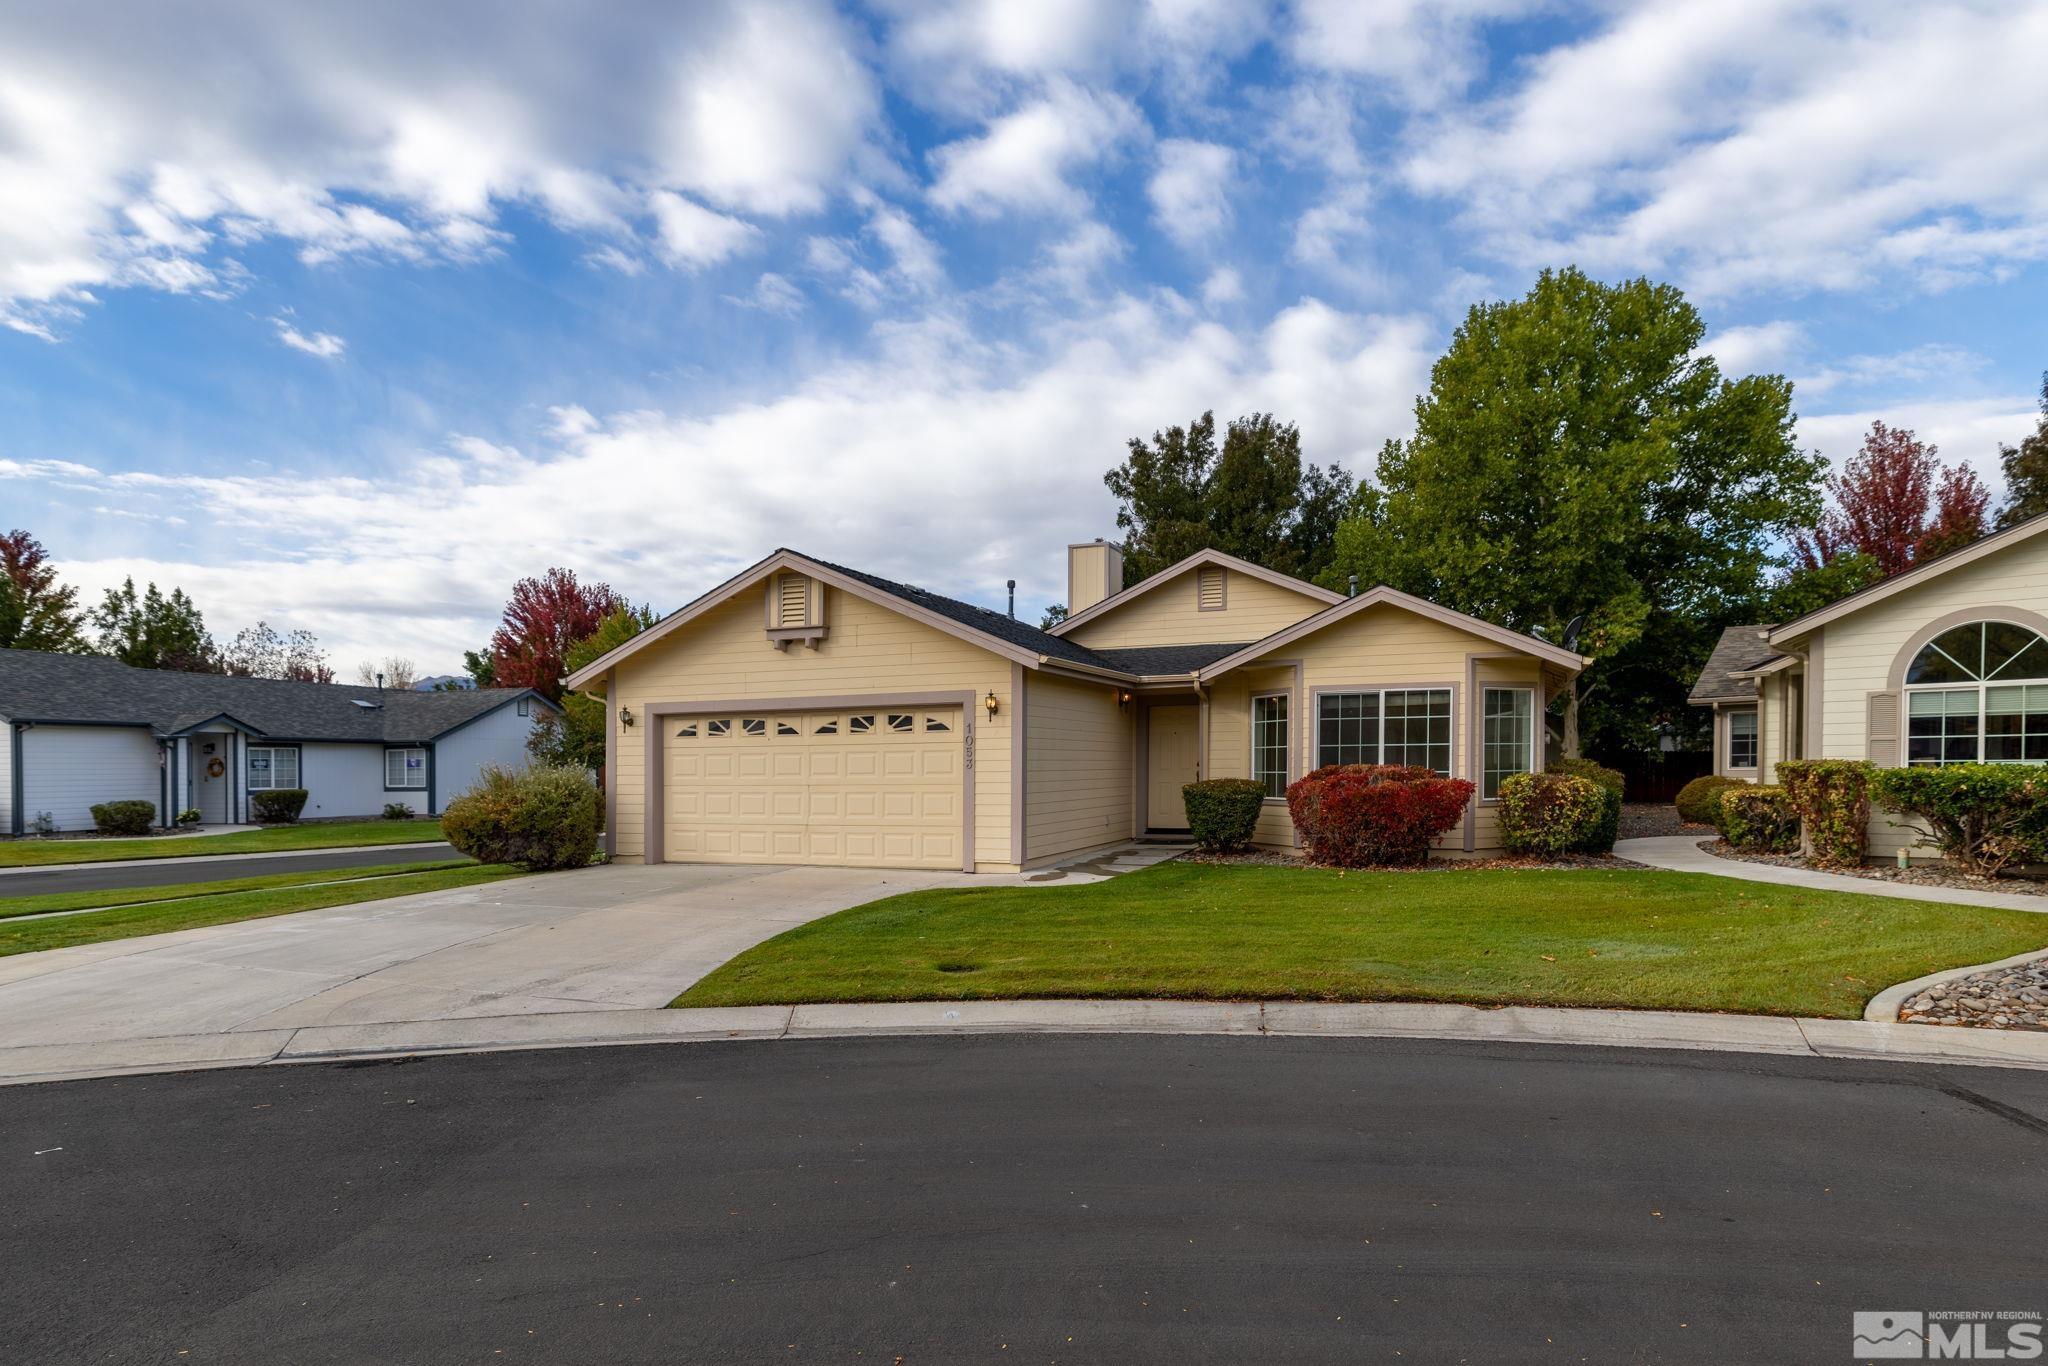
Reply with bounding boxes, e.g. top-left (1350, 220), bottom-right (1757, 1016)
top-left (1066, 539), bottom-right (1124, 614)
